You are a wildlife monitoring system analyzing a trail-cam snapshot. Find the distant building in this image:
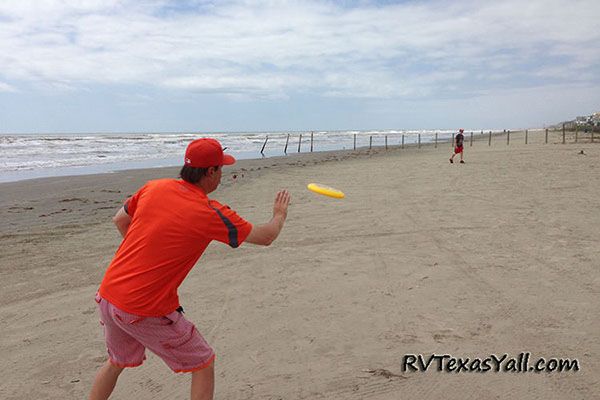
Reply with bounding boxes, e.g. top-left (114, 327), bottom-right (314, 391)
top-left (572, 111), bottom-right (600, 127)
top-left (561, 111), bottom-right (600, 129)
